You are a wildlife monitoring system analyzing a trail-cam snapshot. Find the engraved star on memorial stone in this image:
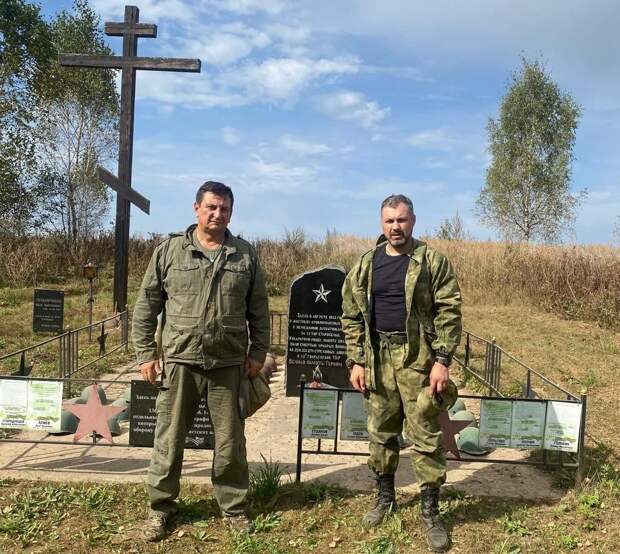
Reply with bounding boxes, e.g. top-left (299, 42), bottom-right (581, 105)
top-left (312, 283), bottom-right (331, 303)
top-left (439, 410), bottom-right (471, 460)
top-left (64, 384), bottom-right (125, 444)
